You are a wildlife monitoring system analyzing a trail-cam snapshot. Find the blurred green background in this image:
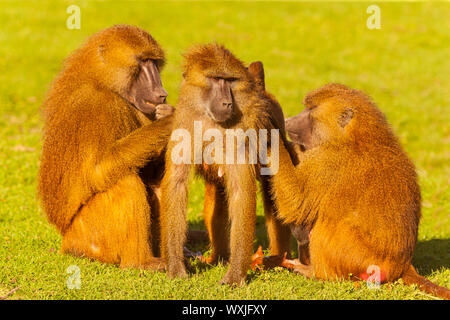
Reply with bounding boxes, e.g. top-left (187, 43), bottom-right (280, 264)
top-left (0, 0), bottom-right (448, 299)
